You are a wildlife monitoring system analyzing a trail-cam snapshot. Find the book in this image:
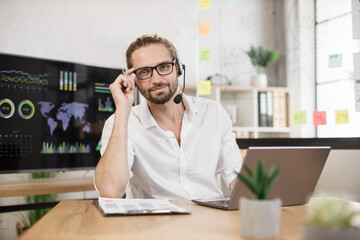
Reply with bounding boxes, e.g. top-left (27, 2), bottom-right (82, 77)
top-left (266, 91), bottom-right (273, 127)
top-left (94, 197), bottom-right (191, 216)
top-left (258, 92), bottom-right (268, 127)
top-left (273, 91), bottom-right (288, 128)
